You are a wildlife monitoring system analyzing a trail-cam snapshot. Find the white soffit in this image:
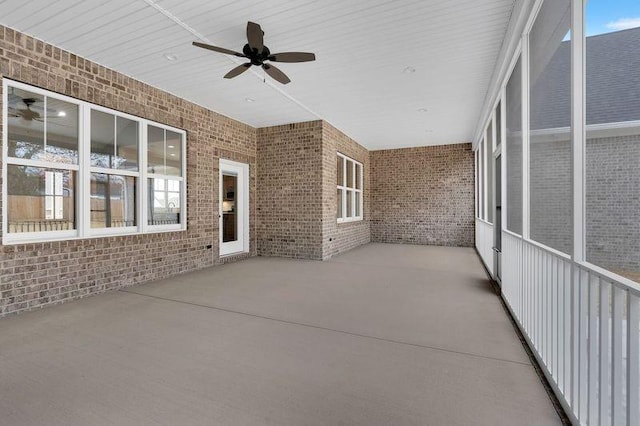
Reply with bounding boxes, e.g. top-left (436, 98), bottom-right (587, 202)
top-left (0, 0), bottom-right (515, 150)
